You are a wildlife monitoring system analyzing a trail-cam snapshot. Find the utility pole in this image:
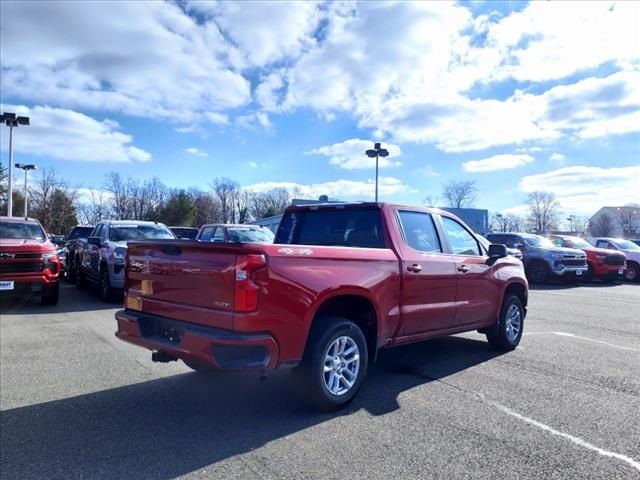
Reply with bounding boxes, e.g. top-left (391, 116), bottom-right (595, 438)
top-left (1, 112), bottom-right (31, 216)
top-left (365, 142), bottom-right (389, 202)
top-left (15, 163), bottom-right (36, 217)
